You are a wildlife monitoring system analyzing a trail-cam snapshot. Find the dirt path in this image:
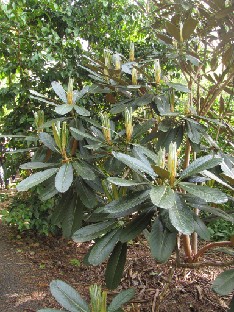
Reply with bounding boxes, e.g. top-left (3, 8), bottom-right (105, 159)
top-left (0, 221), bottom-right (47, 312)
